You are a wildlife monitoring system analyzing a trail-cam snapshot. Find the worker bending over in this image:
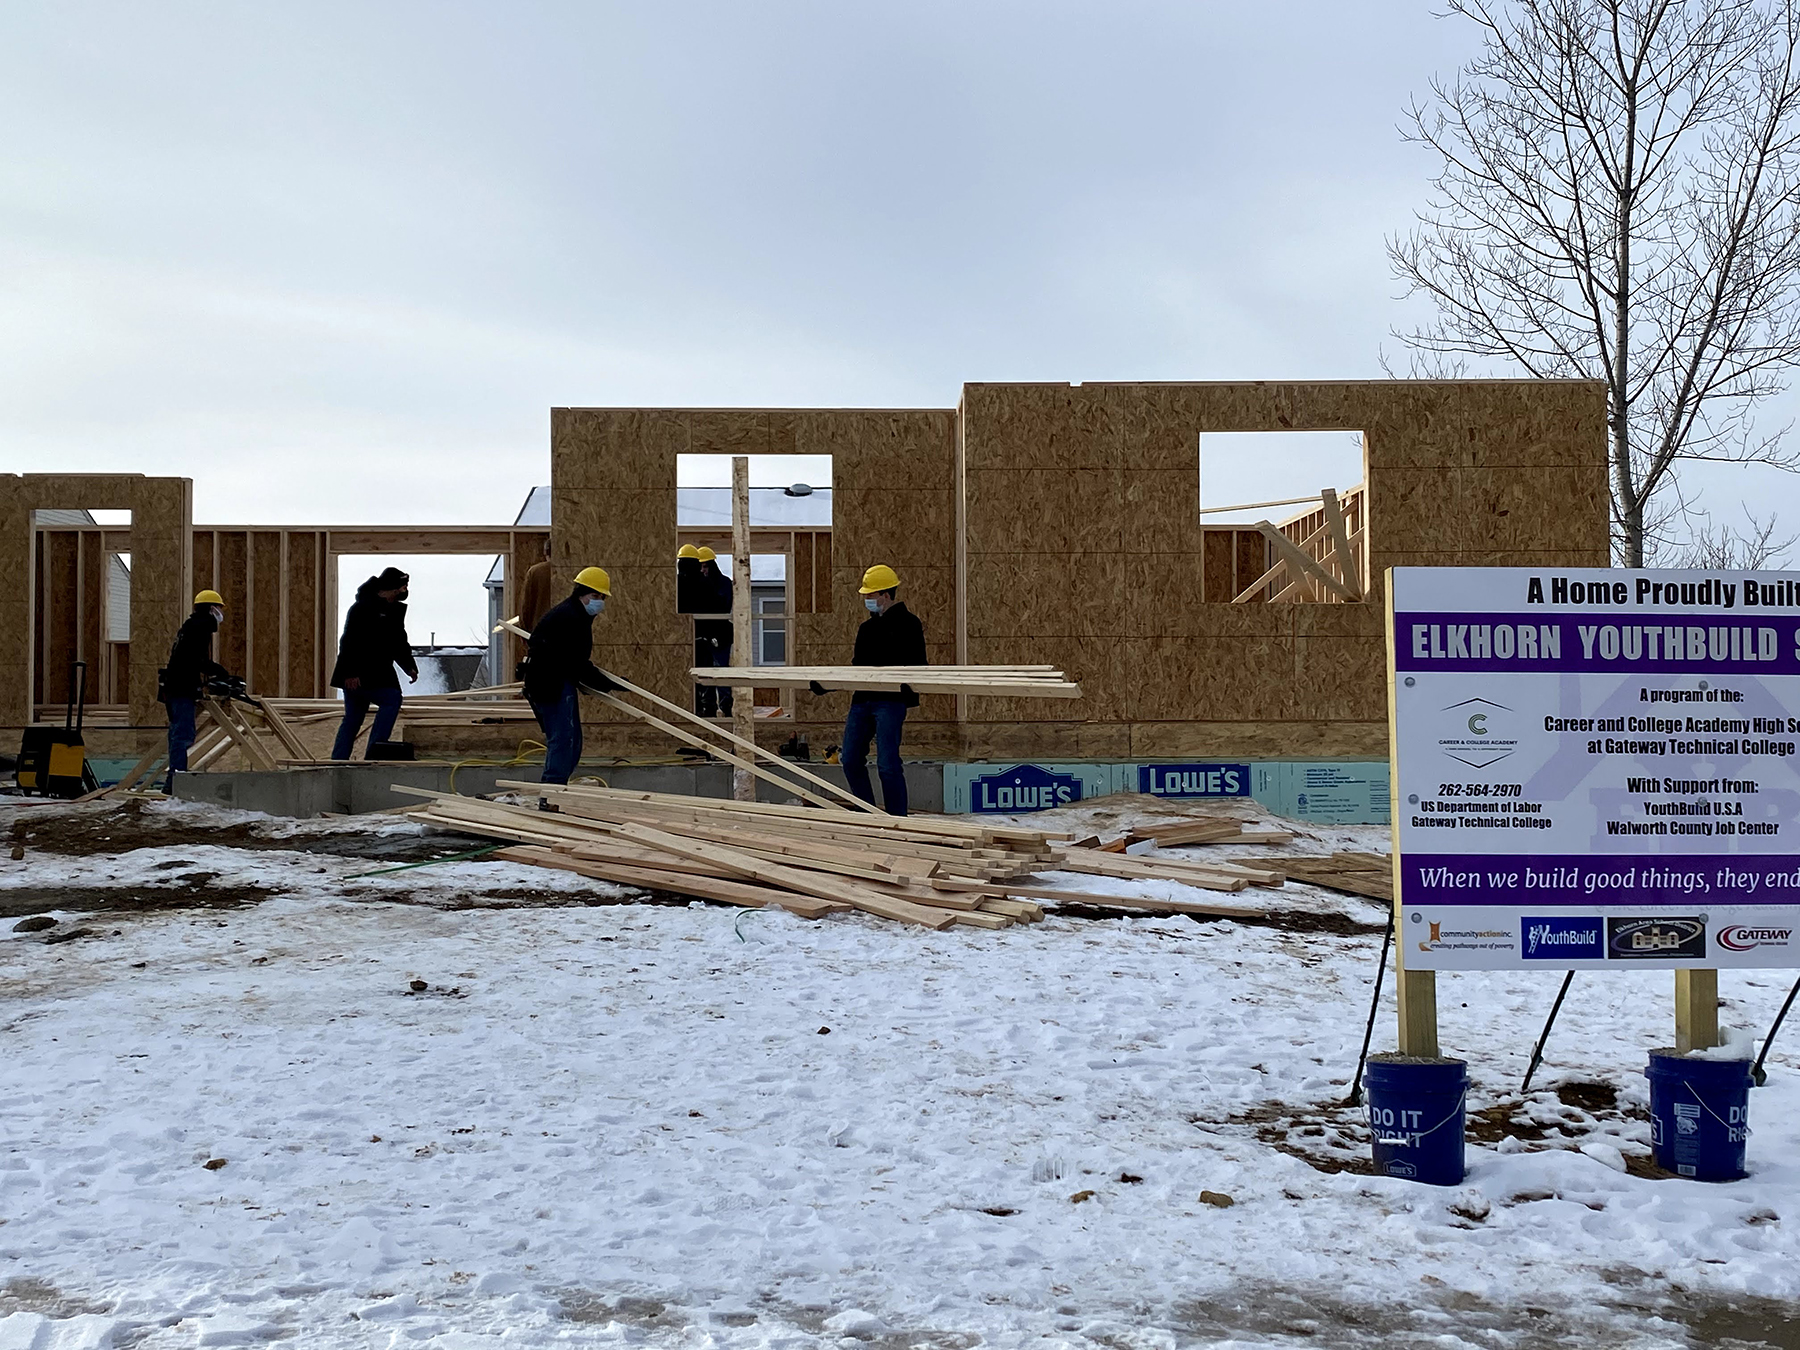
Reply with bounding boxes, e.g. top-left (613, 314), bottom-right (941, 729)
top-left (839, 563), bottom-right (925, 815)
top-left (329, 566), bottom-right (418, 760)
top-left (522, 566), bottom-right (624, 784)
top-left (159, 589), bottom-right (234, 792)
